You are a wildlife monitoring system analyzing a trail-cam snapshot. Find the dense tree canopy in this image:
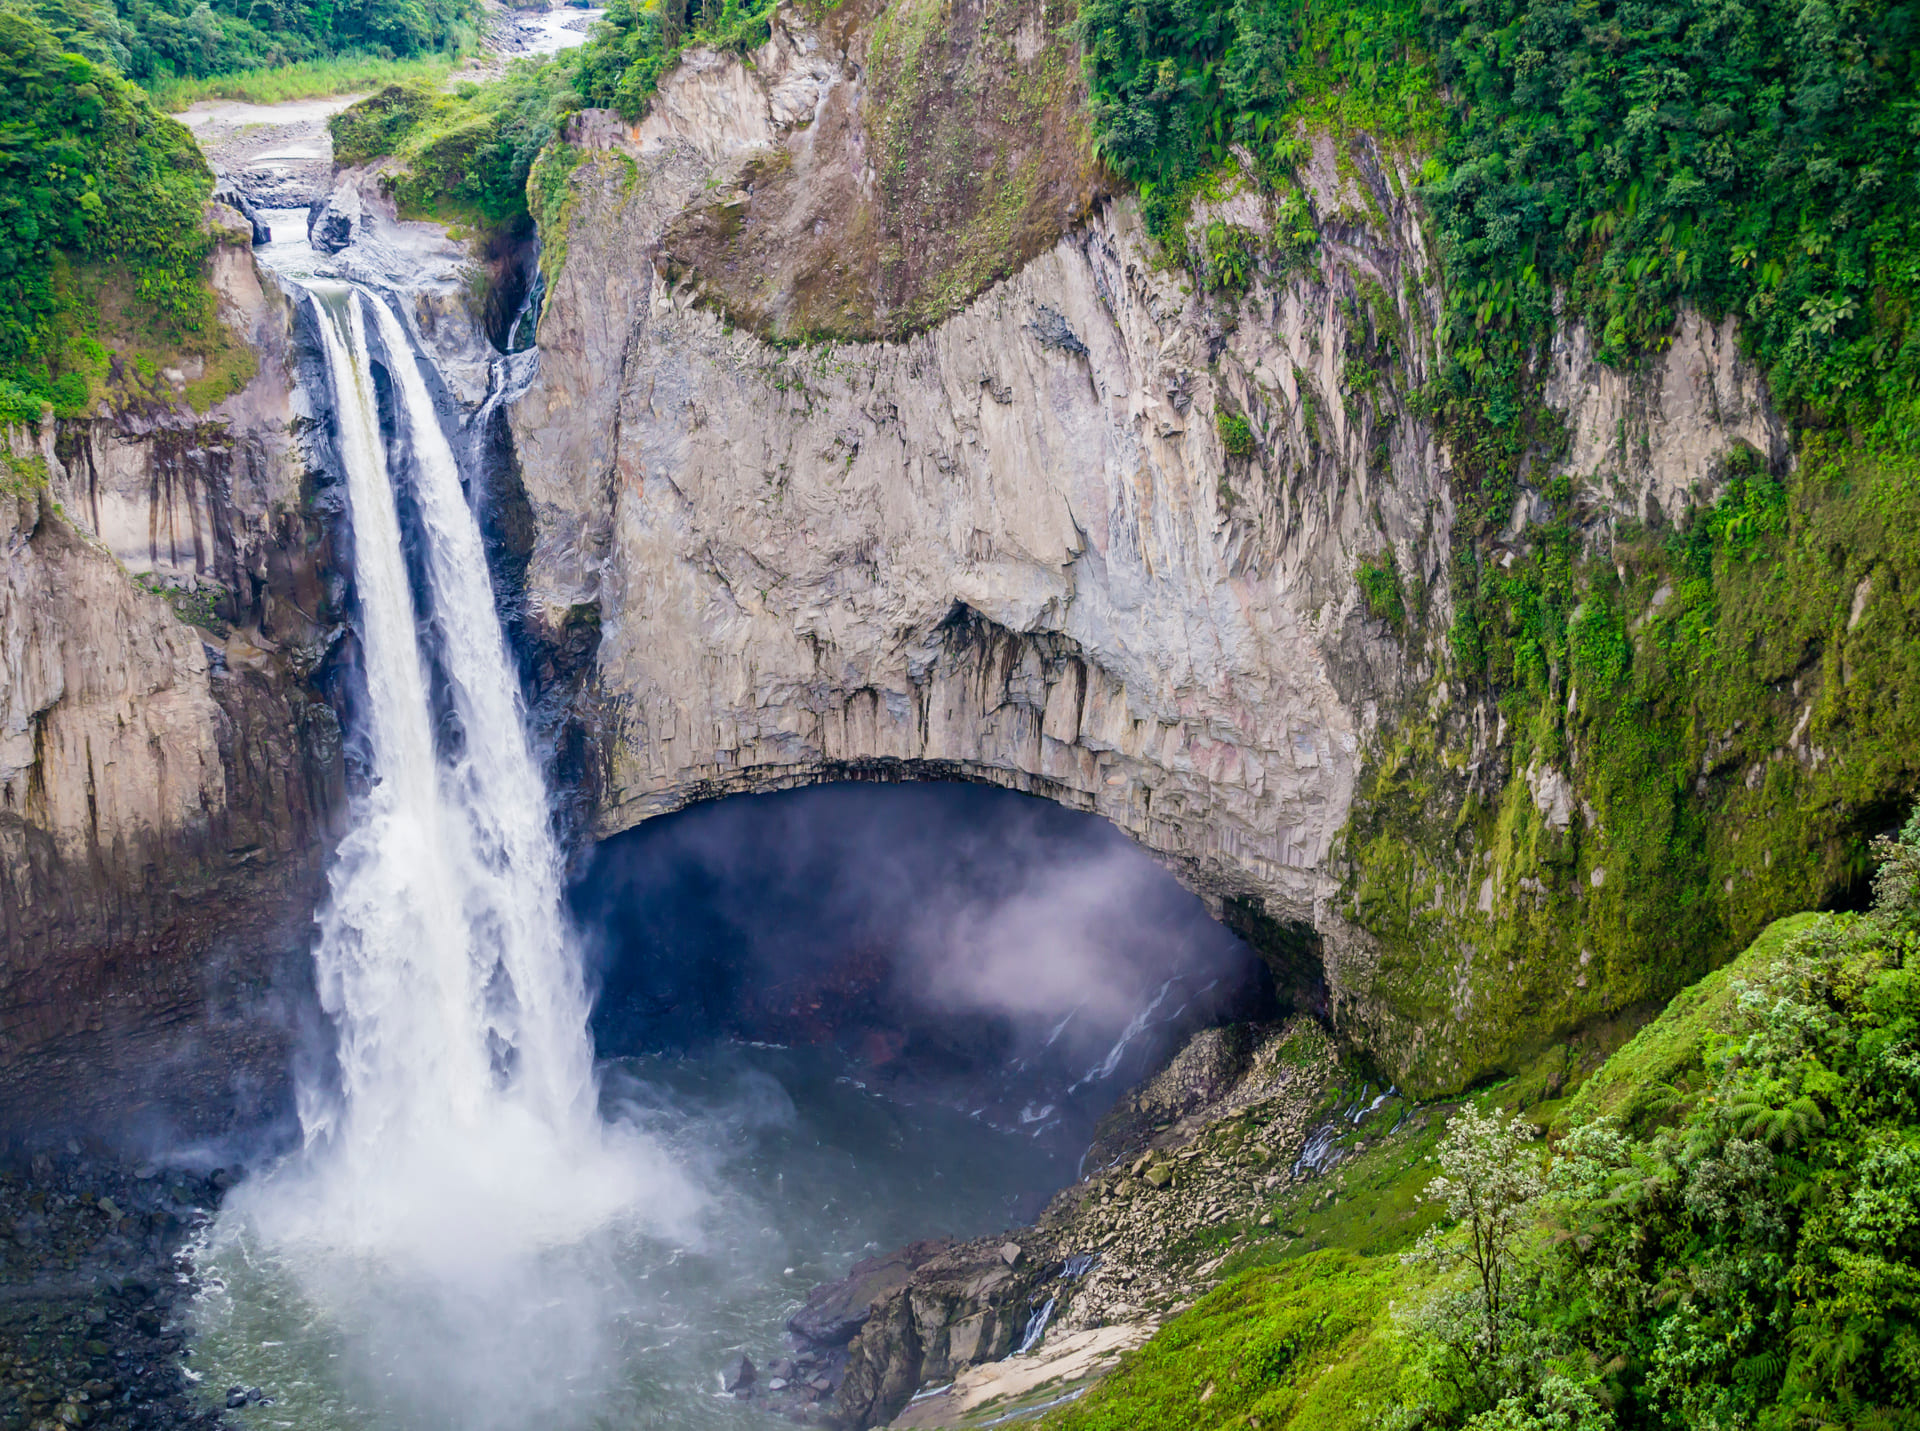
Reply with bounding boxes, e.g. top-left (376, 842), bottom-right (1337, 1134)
top-left (0, 7), bottom-right (213, 417)
top-left (16, 0), bottom-right (475, 84)
top-left (1076, 0), bottom-right (1920, 457)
